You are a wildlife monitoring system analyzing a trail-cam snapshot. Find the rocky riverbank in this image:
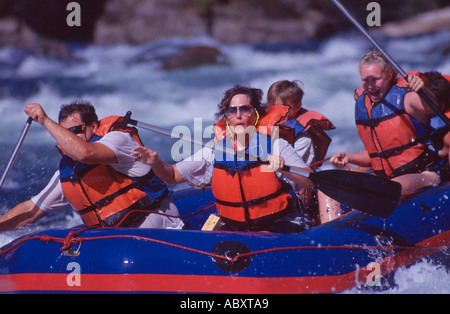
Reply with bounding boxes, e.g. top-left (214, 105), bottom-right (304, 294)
top-left (0, 0), bottom-right (449, 65)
